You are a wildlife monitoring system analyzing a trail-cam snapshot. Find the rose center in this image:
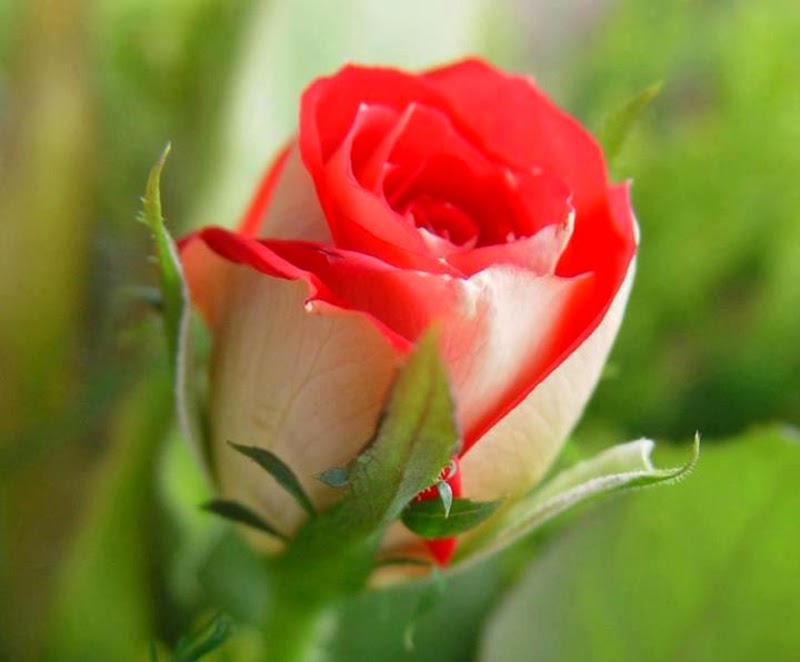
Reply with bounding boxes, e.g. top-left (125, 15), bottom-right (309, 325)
top-left (403, 194), bottom-right (479, 247)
